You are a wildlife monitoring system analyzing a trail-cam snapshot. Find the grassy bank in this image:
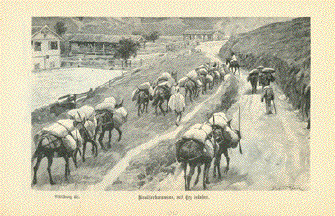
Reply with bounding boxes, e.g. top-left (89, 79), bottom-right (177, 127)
top-left (107, 74), bottom-right (239, 191)
top-left (31, 48), bottom-right (214, 190)
top-left (219, 17), bottom-right (310, 119)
